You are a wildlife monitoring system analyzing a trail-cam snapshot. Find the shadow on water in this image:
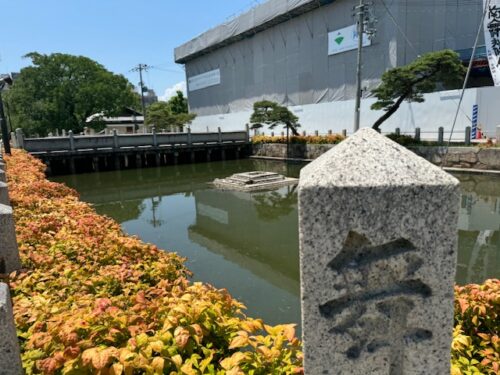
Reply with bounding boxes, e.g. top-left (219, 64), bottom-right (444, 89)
top-left (52, 160), bottom-right (500, 328)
